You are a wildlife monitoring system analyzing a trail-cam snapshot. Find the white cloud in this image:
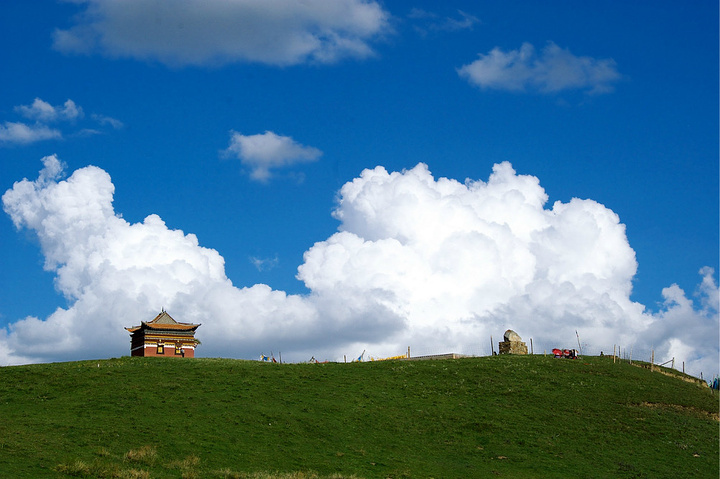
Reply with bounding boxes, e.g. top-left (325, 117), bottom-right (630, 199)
top-left (15, 98), bottom-right (84, 122)
top-left (91, 113), bottom-right (124, 130)
top-left (1, 155), bottom-right (317, 362)
top-left (409, 8), bottom-right (479, 35)
top-left (224, 131), bottom-right (322, 182)
top-left (458, 42), bottom-right (621, 94)
top-left (52, 0), bottom-right (391, 67)
top-left (250, 255), bottom-right (279, 272)
top-left (443, 10), bottom-right (479, 31)
top-left (642, 268), bottom-right (719, 377)
top-left (0, 122), bottom-right (62, 144)
top-left (1, 98), bottom-right (120, 146)
top-left (298, 163), bottom-right (646, 354)
top-left (1, 158), bottom-right (717, 378)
